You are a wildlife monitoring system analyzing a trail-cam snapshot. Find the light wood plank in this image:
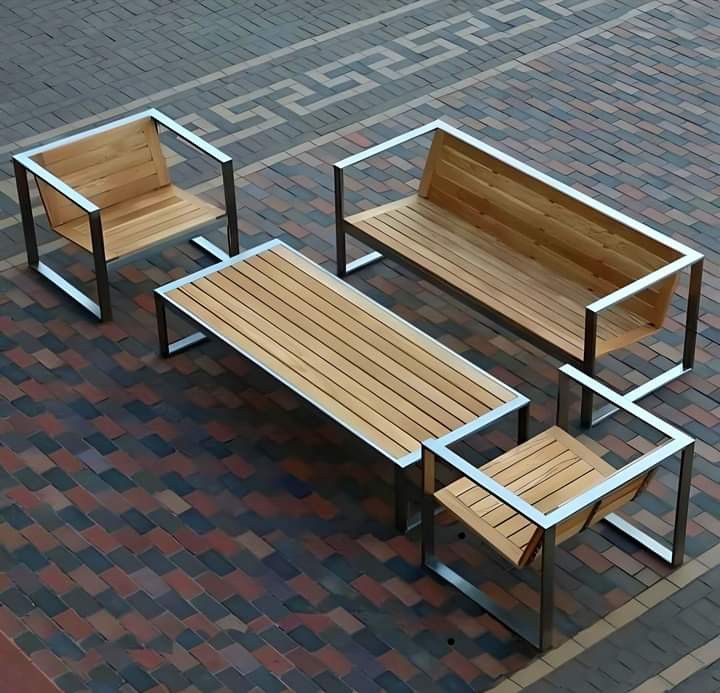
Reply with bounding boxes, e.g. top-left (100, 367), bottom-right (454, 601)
top-left (441, 134), bottom-right (681, 262)
top-left (203, 270), bottom-right (444, 441)
top-left (270, 245), bottom-right (514, 405)
top-left (173, 284), bottom-right (414, 458)
top-left (252, 254), bottom-right (487, 420)
top-left (223, 262), bottom-right (463, 432)
top-left (55, 185), bottom-right (222, 260)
